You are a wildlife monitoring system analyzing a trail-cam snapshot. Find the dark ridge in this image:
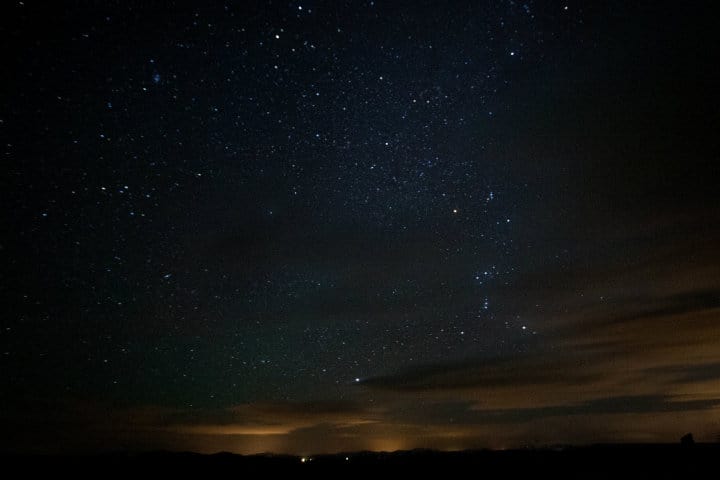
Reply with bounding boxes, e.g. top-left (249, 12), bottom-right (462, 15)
top-left (2, 444), bottom-right (719, 478)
